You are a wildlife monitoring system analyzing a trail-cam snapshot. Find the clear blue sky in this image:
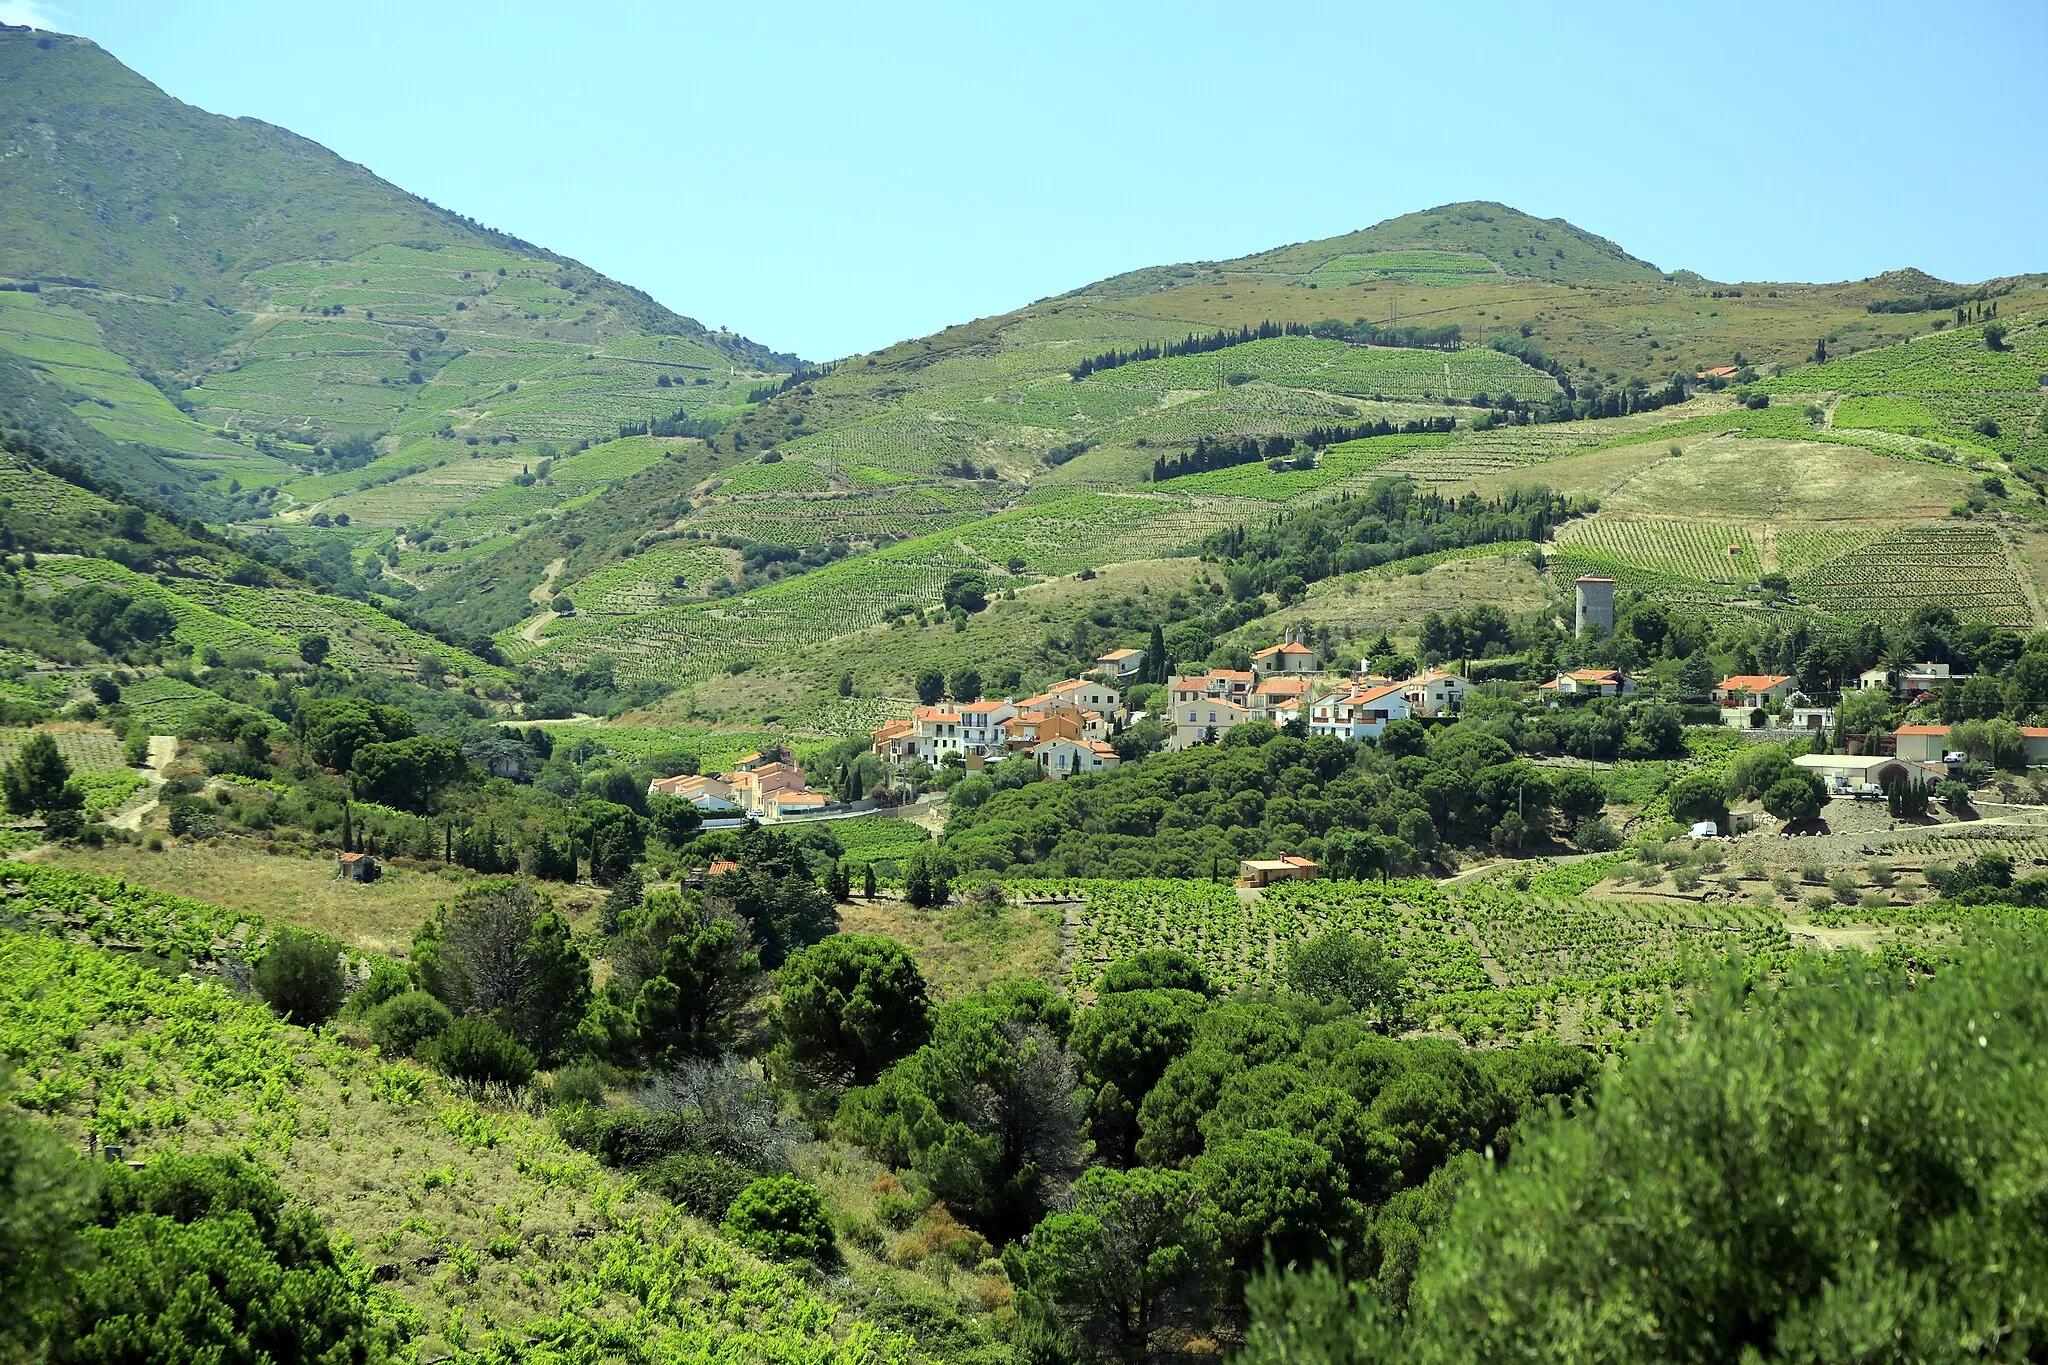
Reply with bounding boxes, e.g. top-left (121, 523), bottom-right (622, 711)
top-left (13, 0), bottom-right (2048, 361)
